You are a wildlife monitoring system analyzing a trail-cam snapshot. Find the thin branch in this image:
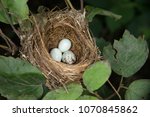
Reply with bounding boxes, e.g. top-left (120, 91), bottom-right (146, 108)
top-left (91, 92), bottom-right (103, 100)
top-left (0, 29), bottom-right (11, 49)
top-left (80, 0), bottom-right (84, 13)
top-left (0, 29), bottom-right (17, 55)
top-left (121, 86), bottom-right (128, 90)
top-left (0, 44), bottom-right (10, 52)
top-left (106, 77), bottom-right (124, 100)
top-left (64, 0), bottom-right (75, 10)
top-left (107, 80), bottom-right (122, 100)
